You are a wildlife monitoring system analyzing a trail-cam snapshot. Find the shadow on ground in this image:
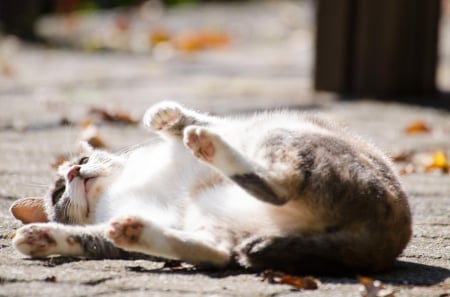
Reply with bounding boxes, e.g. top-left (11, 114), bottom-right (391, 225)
top-left (27, 256), bottom-right (450, 287)
top-left (376, 261), bottom-right (450, 286)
